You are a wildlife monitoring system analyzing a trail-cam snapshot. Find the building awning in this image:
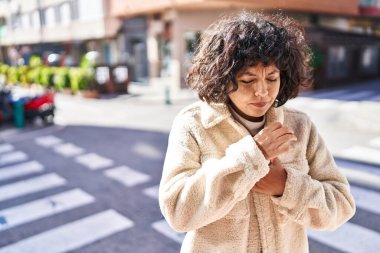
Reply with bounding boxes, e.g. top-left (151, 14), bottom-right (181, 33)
top-left (111, 0), bottom-right (359, 18)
